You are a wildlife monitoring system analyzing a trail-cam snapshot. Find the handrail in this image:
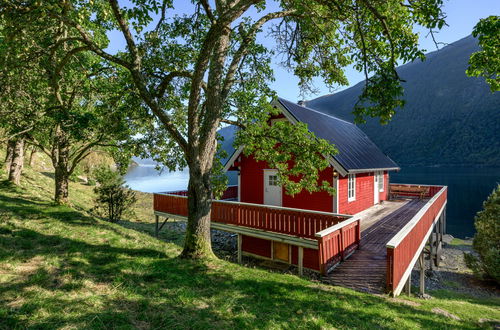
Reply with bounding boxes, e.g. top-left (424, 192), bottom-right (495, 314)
top-left (386, 185), bottom-right (447, 248)
top-left (155, 192), bottom-right (351, 218)
top-left (390, 183), bottom-right (446, 188)
top-left (315, 215), bottom-right (361, 238)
